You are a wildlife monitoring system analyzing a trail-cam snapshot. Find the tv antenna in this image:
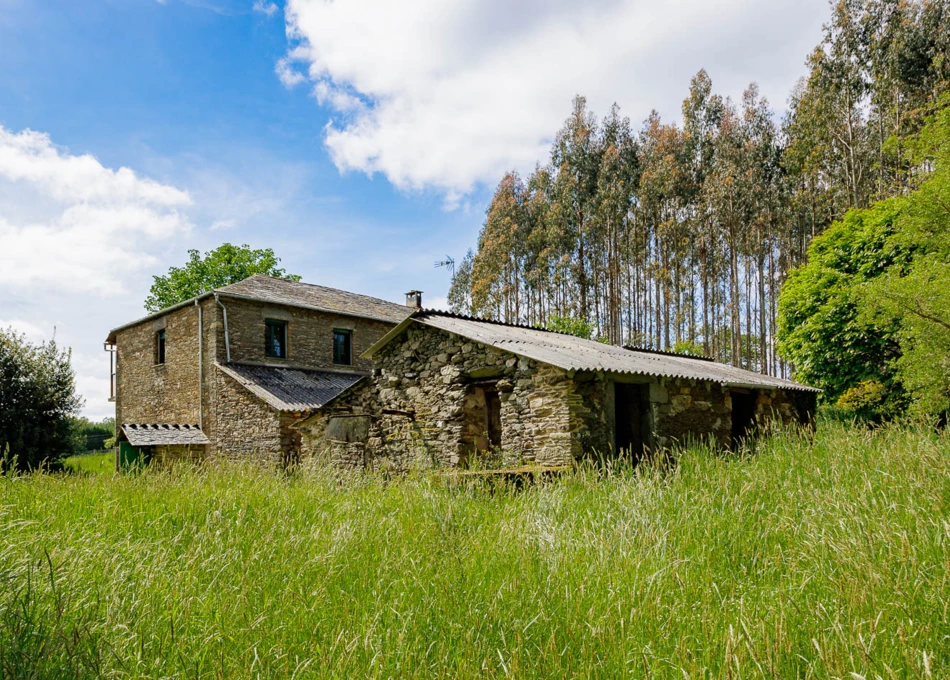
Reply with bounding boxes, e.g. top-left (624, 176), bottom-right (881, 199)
top-left (434, 255), bottom-right (455, 276)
